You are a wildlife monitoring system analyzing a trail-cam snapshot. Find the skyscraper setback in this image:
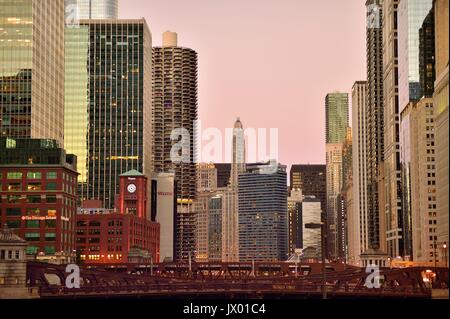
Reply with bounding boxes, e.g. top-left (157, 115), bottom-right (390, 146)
top-left (0, 0), bottom-right (65, 147)
top-left (152, 31), bottom-right (198, 260)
